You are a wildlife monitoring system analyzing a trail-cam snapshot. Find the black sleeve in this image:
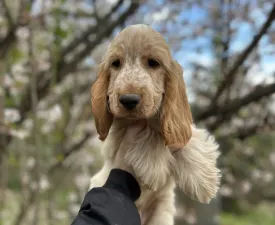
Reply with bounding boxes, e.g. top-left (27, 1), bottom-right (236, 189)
top-left (71, 169), bottom-right (141, 225)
